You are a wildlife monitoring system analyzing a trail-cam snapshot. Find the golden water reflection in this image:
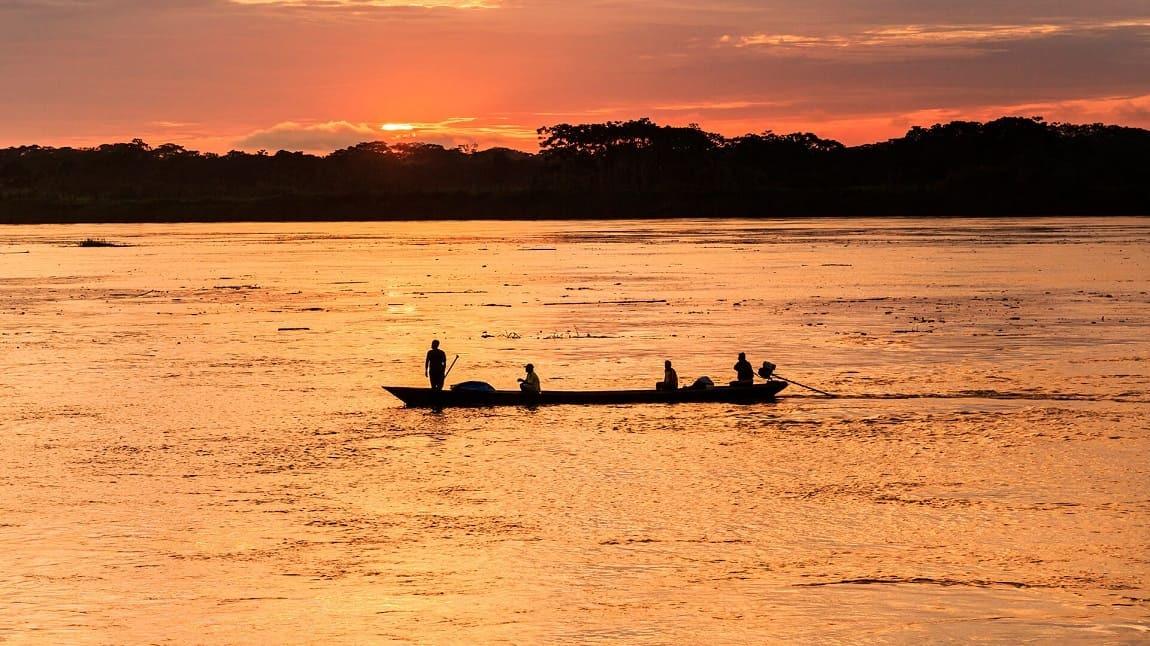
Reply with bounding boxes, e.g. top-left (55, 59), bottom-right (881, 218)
top-left (1, 218), bottom-right (1148, 641)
